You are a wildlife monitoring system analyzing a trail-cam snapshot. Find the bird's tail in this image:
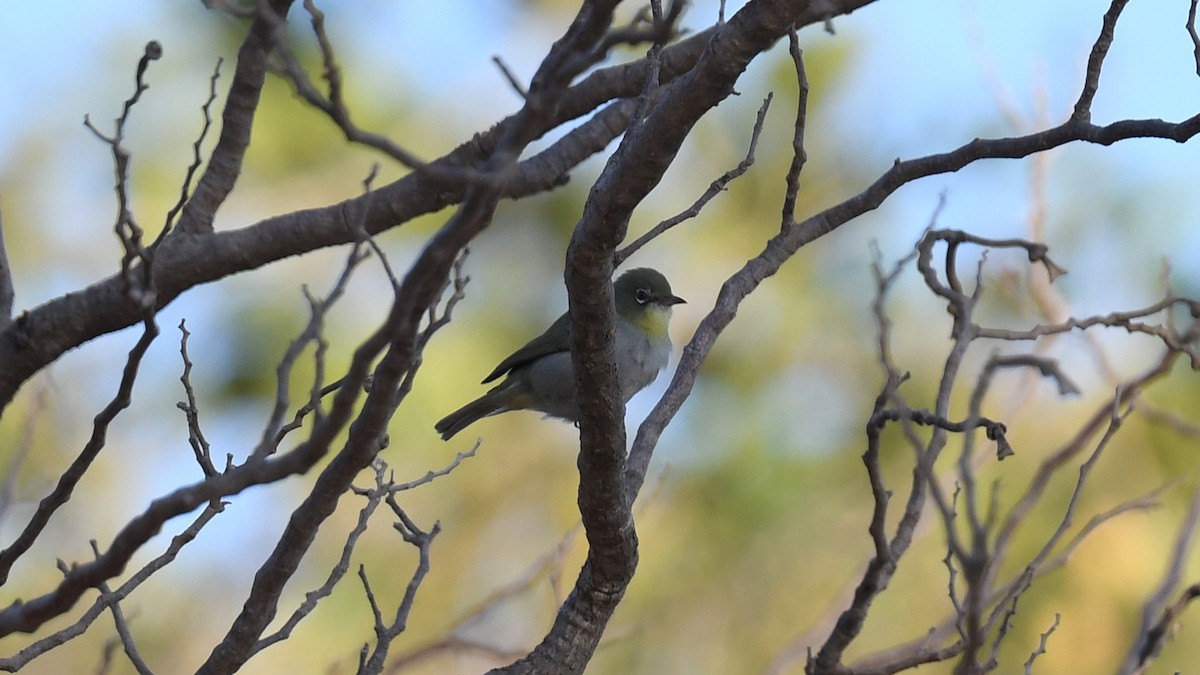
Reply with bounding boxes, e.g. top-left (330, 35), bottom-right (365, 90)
top-left (435, 394), bottom-right (507, 441)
